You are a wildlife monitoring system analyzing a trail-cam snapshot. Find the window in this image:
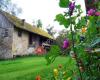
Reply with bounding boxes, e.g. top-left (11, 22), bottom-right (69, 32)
top-left (18, 30), bottom-right (22, 37)
top-left (4, 29), bottom-right (8, 37)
